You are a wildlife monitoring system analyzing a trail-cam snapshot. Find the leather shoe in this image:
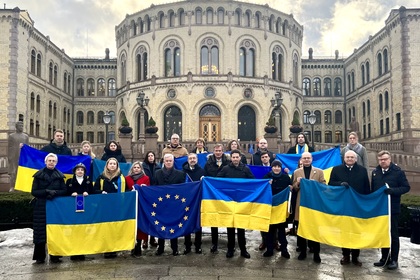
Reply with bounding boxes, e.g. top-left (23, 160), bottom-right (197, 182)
top-left (155, 250), bottom-right (164, 256)
top-left (313, 253), bottom-right (321, 263)
top-left (240, 250), bottom-right (251, 258)
top-left (297, 252), bottom-right (306, 260)
top-left (263, 250), bottom-right (273, 257)
top-left (352, 257), bottom-right (362, 266)
top-left (387, 260), bottom-right (398, 270)
top-left (258, 242), bottom-right (266, 251)
top-left (195, 247), bottom-right (202, 254)
top-left (373, 258), bottom-right (388, 267)
top-left (226, 250), bottom-right (234, 258)
top-left (340, 256), bottom-right (350, 265)
top-left (281, 250), bottom-right (290, 259)
top-left (183, 247), bottom-right (191, 255)
top-left (50, 256), bottom-right (62, 263)
top-left (210, 244), bottom-right (218, 253)
top-left (172, 250), bottom-right (179, 256)
top-left (34, 259), bottom-right (45, 264)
